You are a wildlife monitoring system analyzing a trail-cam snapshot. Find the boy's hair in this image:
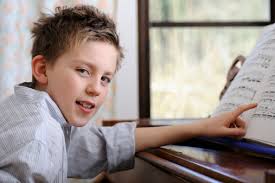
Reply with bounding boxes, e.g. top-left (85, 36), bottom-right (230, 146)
top-left (31, 5), bottom-right (123, 84)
